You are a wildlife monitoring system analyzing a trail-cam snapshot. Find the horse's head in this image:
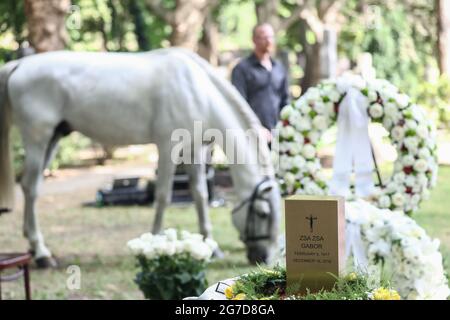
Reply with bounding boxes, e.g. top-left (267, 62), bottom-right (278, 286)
top-left (232, 177), bottom-right (281, 265)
